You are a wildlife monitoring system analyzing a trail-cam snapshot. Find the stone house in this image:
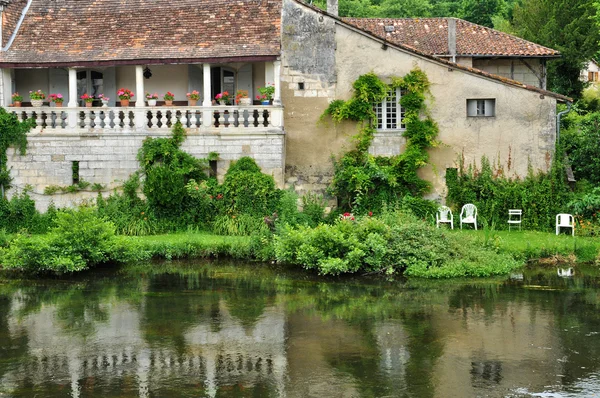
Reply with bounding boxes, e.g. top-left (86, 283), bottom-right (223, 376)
top-left (0, 0), bottom-right (569, 209)
top-left (580, 59), bottom-right (600, 83)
